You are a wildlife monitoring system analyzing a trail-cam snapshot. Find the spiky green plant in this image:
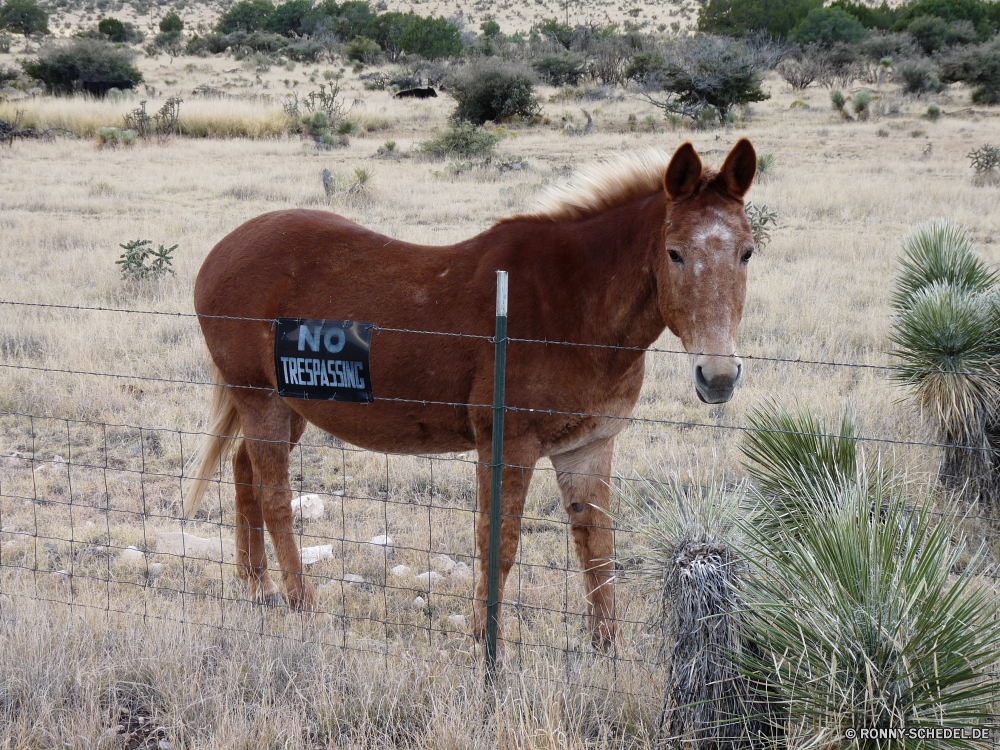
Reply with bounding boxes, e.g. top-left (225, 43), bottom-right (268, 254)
top-left (890, 221), bottom-right (997, 311)
top-left (890, 281), bottom-right (1000, 507)
top-left (612, 473), bottom-right (769, 748)
top-left (738, 486), bottom-right (1000, 748)
top-left (740, 400), bottom-right (884, 537)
